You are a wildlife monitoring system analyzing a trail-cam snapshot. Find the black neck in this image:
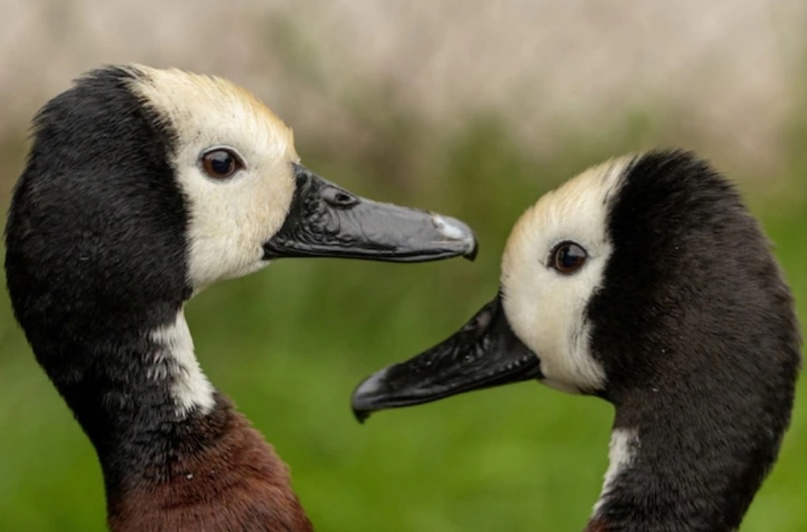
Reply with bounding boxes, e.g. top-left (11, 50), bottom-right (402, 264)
top-left (22, 315), bottom-right (314, 531)
top-left (25, 314), bottom-right (220, 489)
top-left (593, 379), bottom-right (788, 532)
